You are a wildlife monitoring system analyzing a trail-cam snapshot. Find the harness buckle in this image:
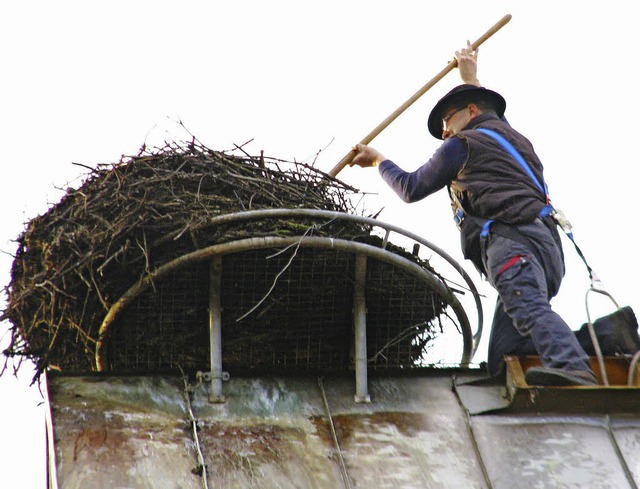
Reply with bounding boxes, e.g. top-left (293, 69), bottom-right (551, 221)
top-left (453, 209), bottom-right (465, 228)
top-left (551, 208), bottom-right (573, 233)
top-left (480, 219), bottom-right (495, 239)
